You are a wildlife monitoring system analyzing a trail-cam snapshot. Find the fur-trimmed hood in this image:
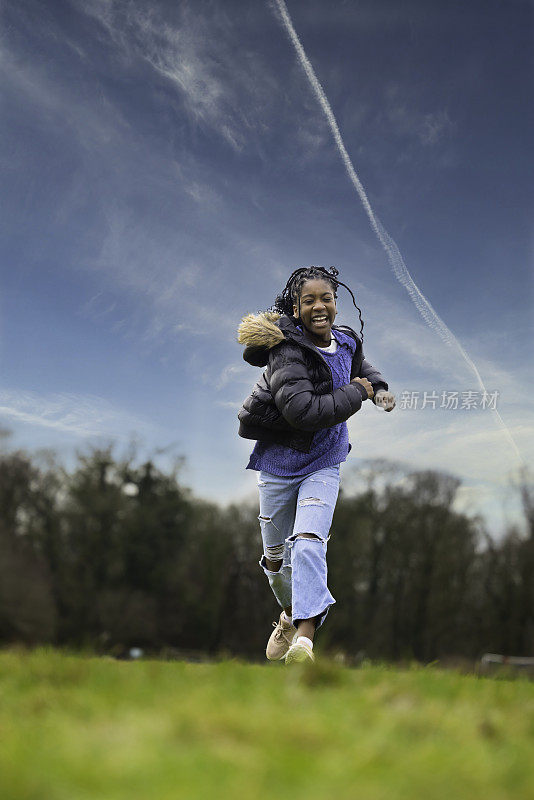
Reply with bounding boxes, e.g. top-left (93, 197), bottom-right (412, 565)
top-left (237, 312), bottom-right (309, 367)
top-left (237, 311), bottom-right (285, 350)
